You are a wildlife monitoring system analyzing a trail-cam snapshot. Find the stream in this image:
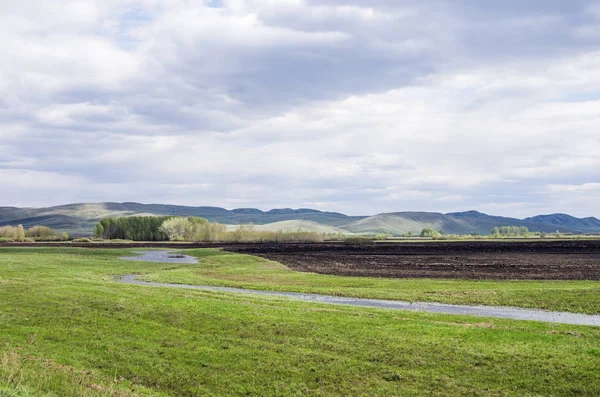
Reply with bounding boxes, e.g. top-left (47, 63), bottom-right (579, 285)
top-left (118, 250), bottom-right (600, 327)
